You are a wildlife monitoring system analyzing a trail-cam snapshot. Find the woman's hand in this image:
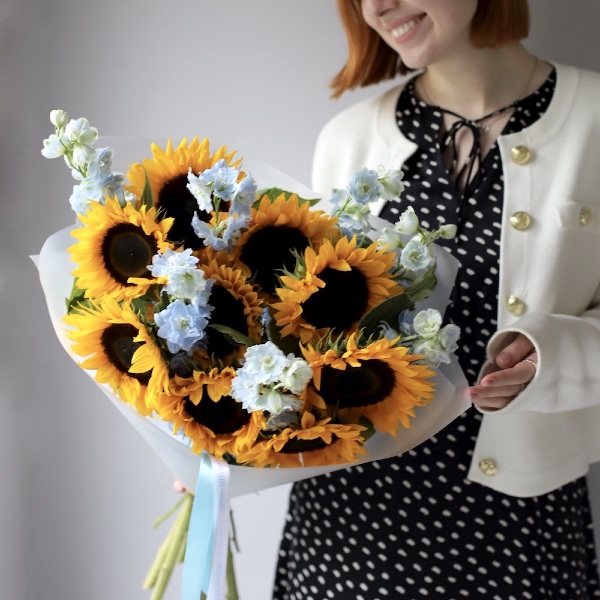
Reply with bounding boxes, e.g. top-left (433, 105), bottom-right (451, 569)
top-left (469, 333), bottom-right (537, 411)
